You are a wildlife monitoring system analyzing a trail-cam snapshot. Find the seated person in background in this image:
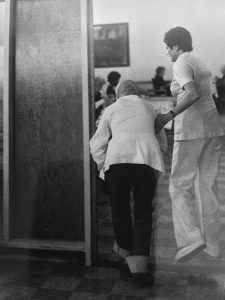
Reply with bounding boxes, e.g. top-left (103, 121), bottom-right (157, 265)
top-left (90, 80), bottom-right (167, 286)
top-left (94, 76), bottom-right (106, 125)
top-left (104, 71), bottom-right (121, 104)
top-left (152, 66), bottom-right (171, 96)
top-left (216, 65), bottom-right (225, 102)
